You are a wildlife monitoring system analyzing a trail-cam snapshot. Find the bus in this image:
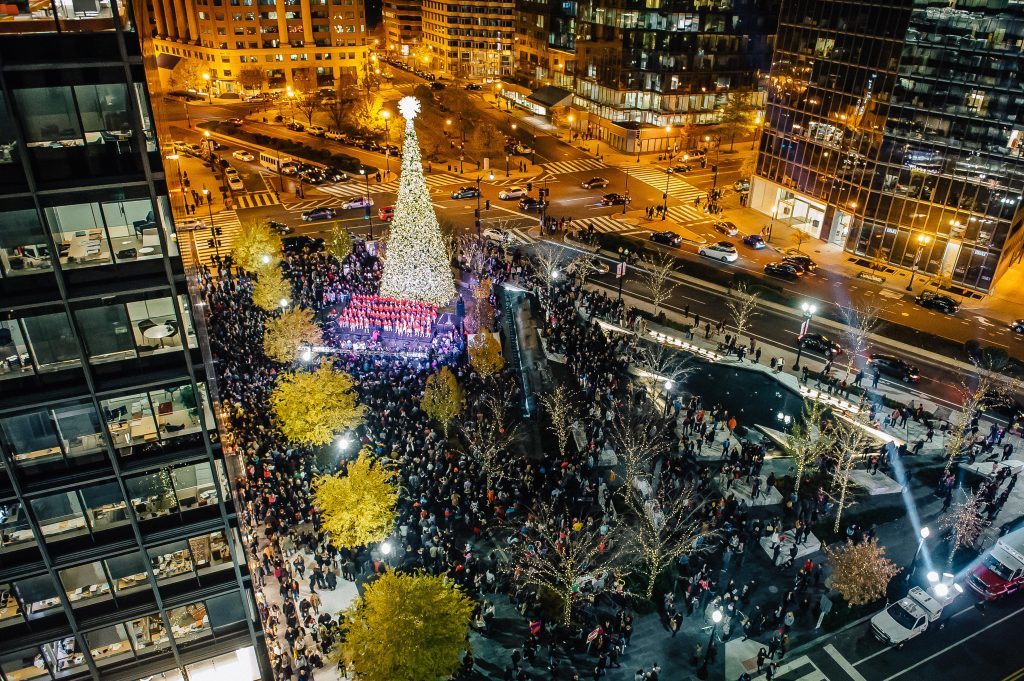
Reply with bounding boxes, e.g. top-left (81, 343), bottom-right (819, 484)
top-left (259, 151), bottom-right (297, 175)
